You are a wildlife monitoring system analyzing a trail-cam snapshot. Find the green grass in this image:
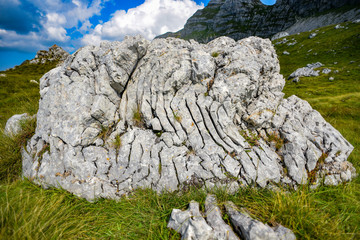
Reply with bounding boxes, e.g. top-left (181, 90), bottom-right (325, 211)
top-left (0, 61), bottom-right (57, 129)
top-left (0, 22), bottom-right (360, 239)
